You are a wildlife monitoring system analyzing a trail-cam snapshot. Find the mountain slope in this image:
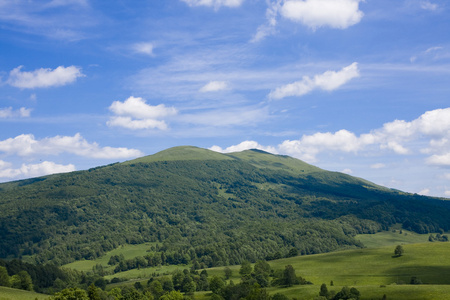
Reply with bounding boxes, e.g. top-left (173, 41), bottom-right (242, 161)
top-left (0, 146), bottom-right (448, 266)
